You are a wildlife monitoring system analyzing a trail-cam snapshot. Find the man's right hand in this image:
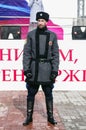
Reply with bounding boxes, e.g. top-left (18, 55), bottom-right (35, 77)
top-left (26, 72), bottom-right (32, 78)
top-left (24, 70), bottom-right (32, 78)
